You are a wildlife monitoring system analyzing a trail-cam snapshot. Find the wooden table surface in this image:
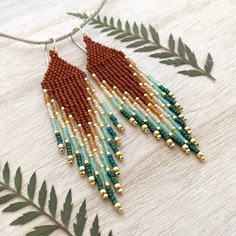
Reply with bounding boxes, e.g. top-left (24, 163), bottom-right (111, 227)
top-left (1, 0), bottom-right (236, 235)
